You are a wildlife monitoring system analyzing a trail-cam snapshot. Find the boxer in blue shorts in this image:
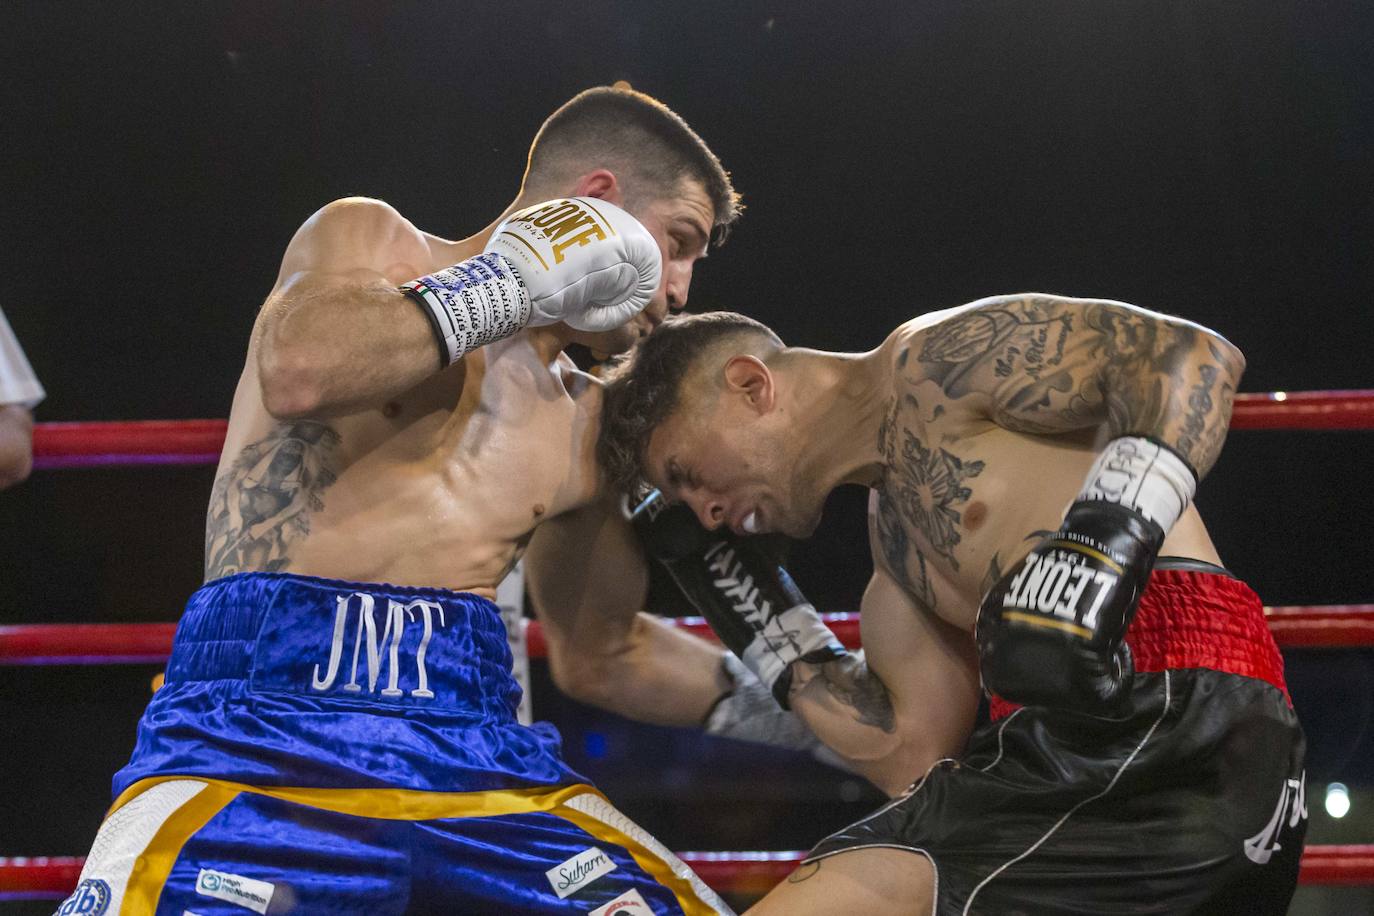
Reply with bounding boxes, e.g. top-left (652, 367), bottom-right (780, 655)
top-left (60, 87), bottom-right (742, 914)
